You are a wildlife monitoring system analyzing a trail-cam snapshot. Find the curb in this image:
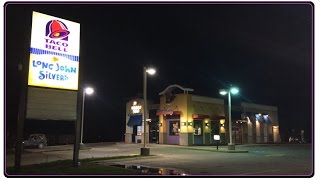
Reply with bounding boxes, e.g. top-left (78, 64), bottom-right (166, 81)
top-left (181, 147), bottom-right (249, 153)
top-left (24, 147), bottom-right (92, 153)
